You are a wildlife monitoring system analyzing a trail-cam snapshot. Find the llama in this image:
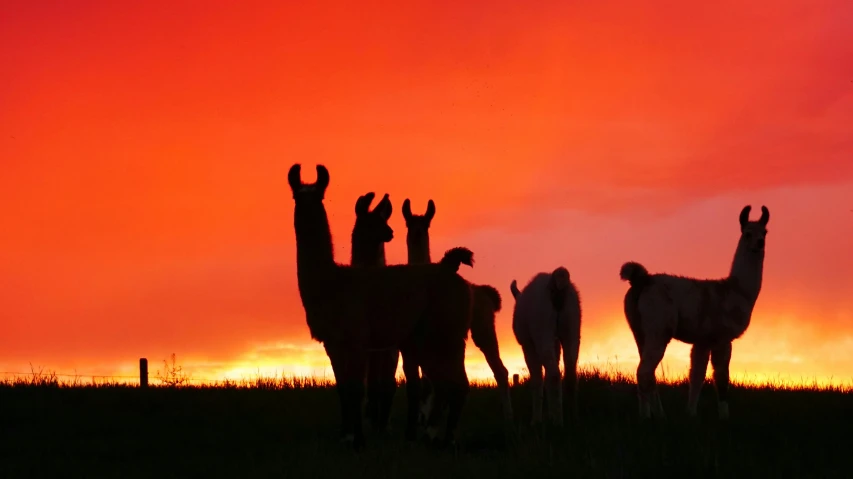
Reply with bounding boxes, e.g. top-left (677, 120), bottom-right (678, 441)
top-left (288, 164), bottom-right (475, 449)
top-left (509, 267), bottom-right (582, 427)
top-left (619, 205), bottom-right (770, 420)
top-left (401, 199), bottom-right (514, 426)
top-left (347, 192), bottom-right (401, 434)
